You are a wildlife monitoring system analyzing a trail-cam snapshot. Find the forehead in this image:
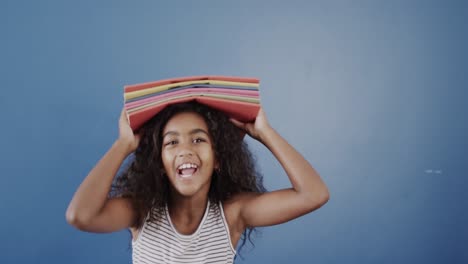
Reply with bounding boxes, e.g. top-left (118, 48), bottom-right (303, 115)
top-left (163, 111), bottom-right (209, 134)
